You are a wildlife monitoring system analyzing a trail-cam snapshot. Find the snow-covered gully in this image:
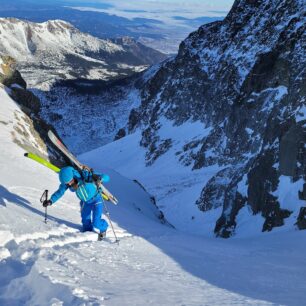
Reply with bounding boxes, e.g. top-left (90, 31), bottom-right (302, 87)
top-left (0, 77), bottom-right (305, 304)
